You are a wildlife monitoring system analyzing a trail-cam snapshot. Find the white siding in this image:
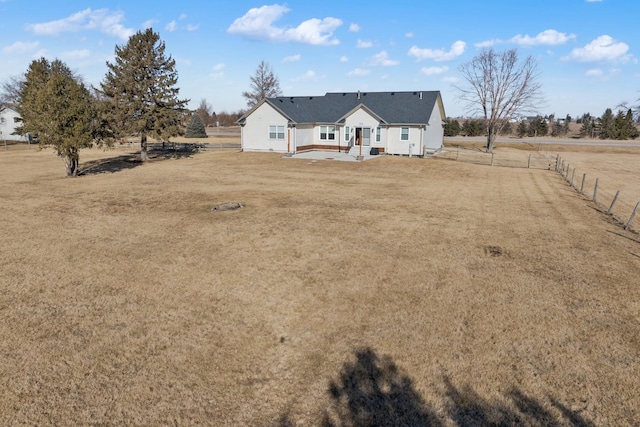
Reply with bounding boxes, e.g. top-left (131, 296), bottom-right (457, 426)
top-left (343, 107), bottom-right (380, 152)
top-left (0, 108), bottom-right (28, 141)
top-left (386, 126), bottom-right (421, 156)
top-left (241, 103), bottom-right (290, 152)
top-left (422, 100), bottom-right (444, 152)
